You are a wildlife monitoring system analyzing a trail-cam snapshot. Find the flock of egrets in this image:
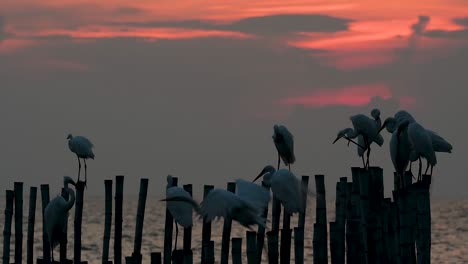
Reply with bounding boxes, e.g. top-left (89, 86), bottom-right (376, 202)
top-left (43, 109), bottom-right (452, 260)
